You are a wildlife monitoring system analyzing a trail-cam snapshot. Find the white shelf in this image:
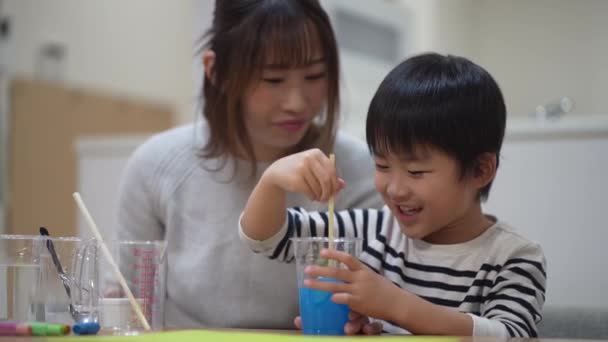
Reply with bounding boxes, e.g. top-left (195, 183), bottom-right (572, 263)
top-left (506, 114), bottom-right (608, 140)
top-left (0, 204), bottom-right (5, 234)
